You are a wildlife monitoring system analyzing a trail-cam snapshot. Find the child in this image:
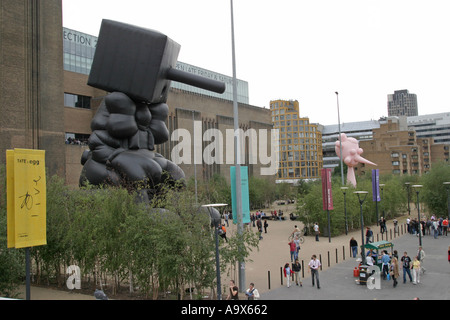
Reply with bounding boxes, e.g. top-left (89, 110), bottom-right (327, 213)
top-left (283, 263), bottom-right (291, 288)
top-left (412, 256), bottom-right (421, 284)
